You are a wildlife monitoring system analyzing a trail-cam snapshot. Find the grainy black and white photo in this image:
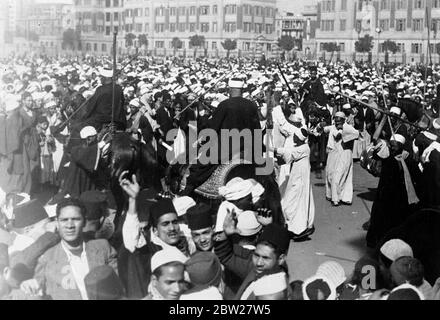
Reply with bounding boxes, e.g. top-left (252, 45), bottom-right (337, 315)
top-left (0, 0), bottom-right (439, 302)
